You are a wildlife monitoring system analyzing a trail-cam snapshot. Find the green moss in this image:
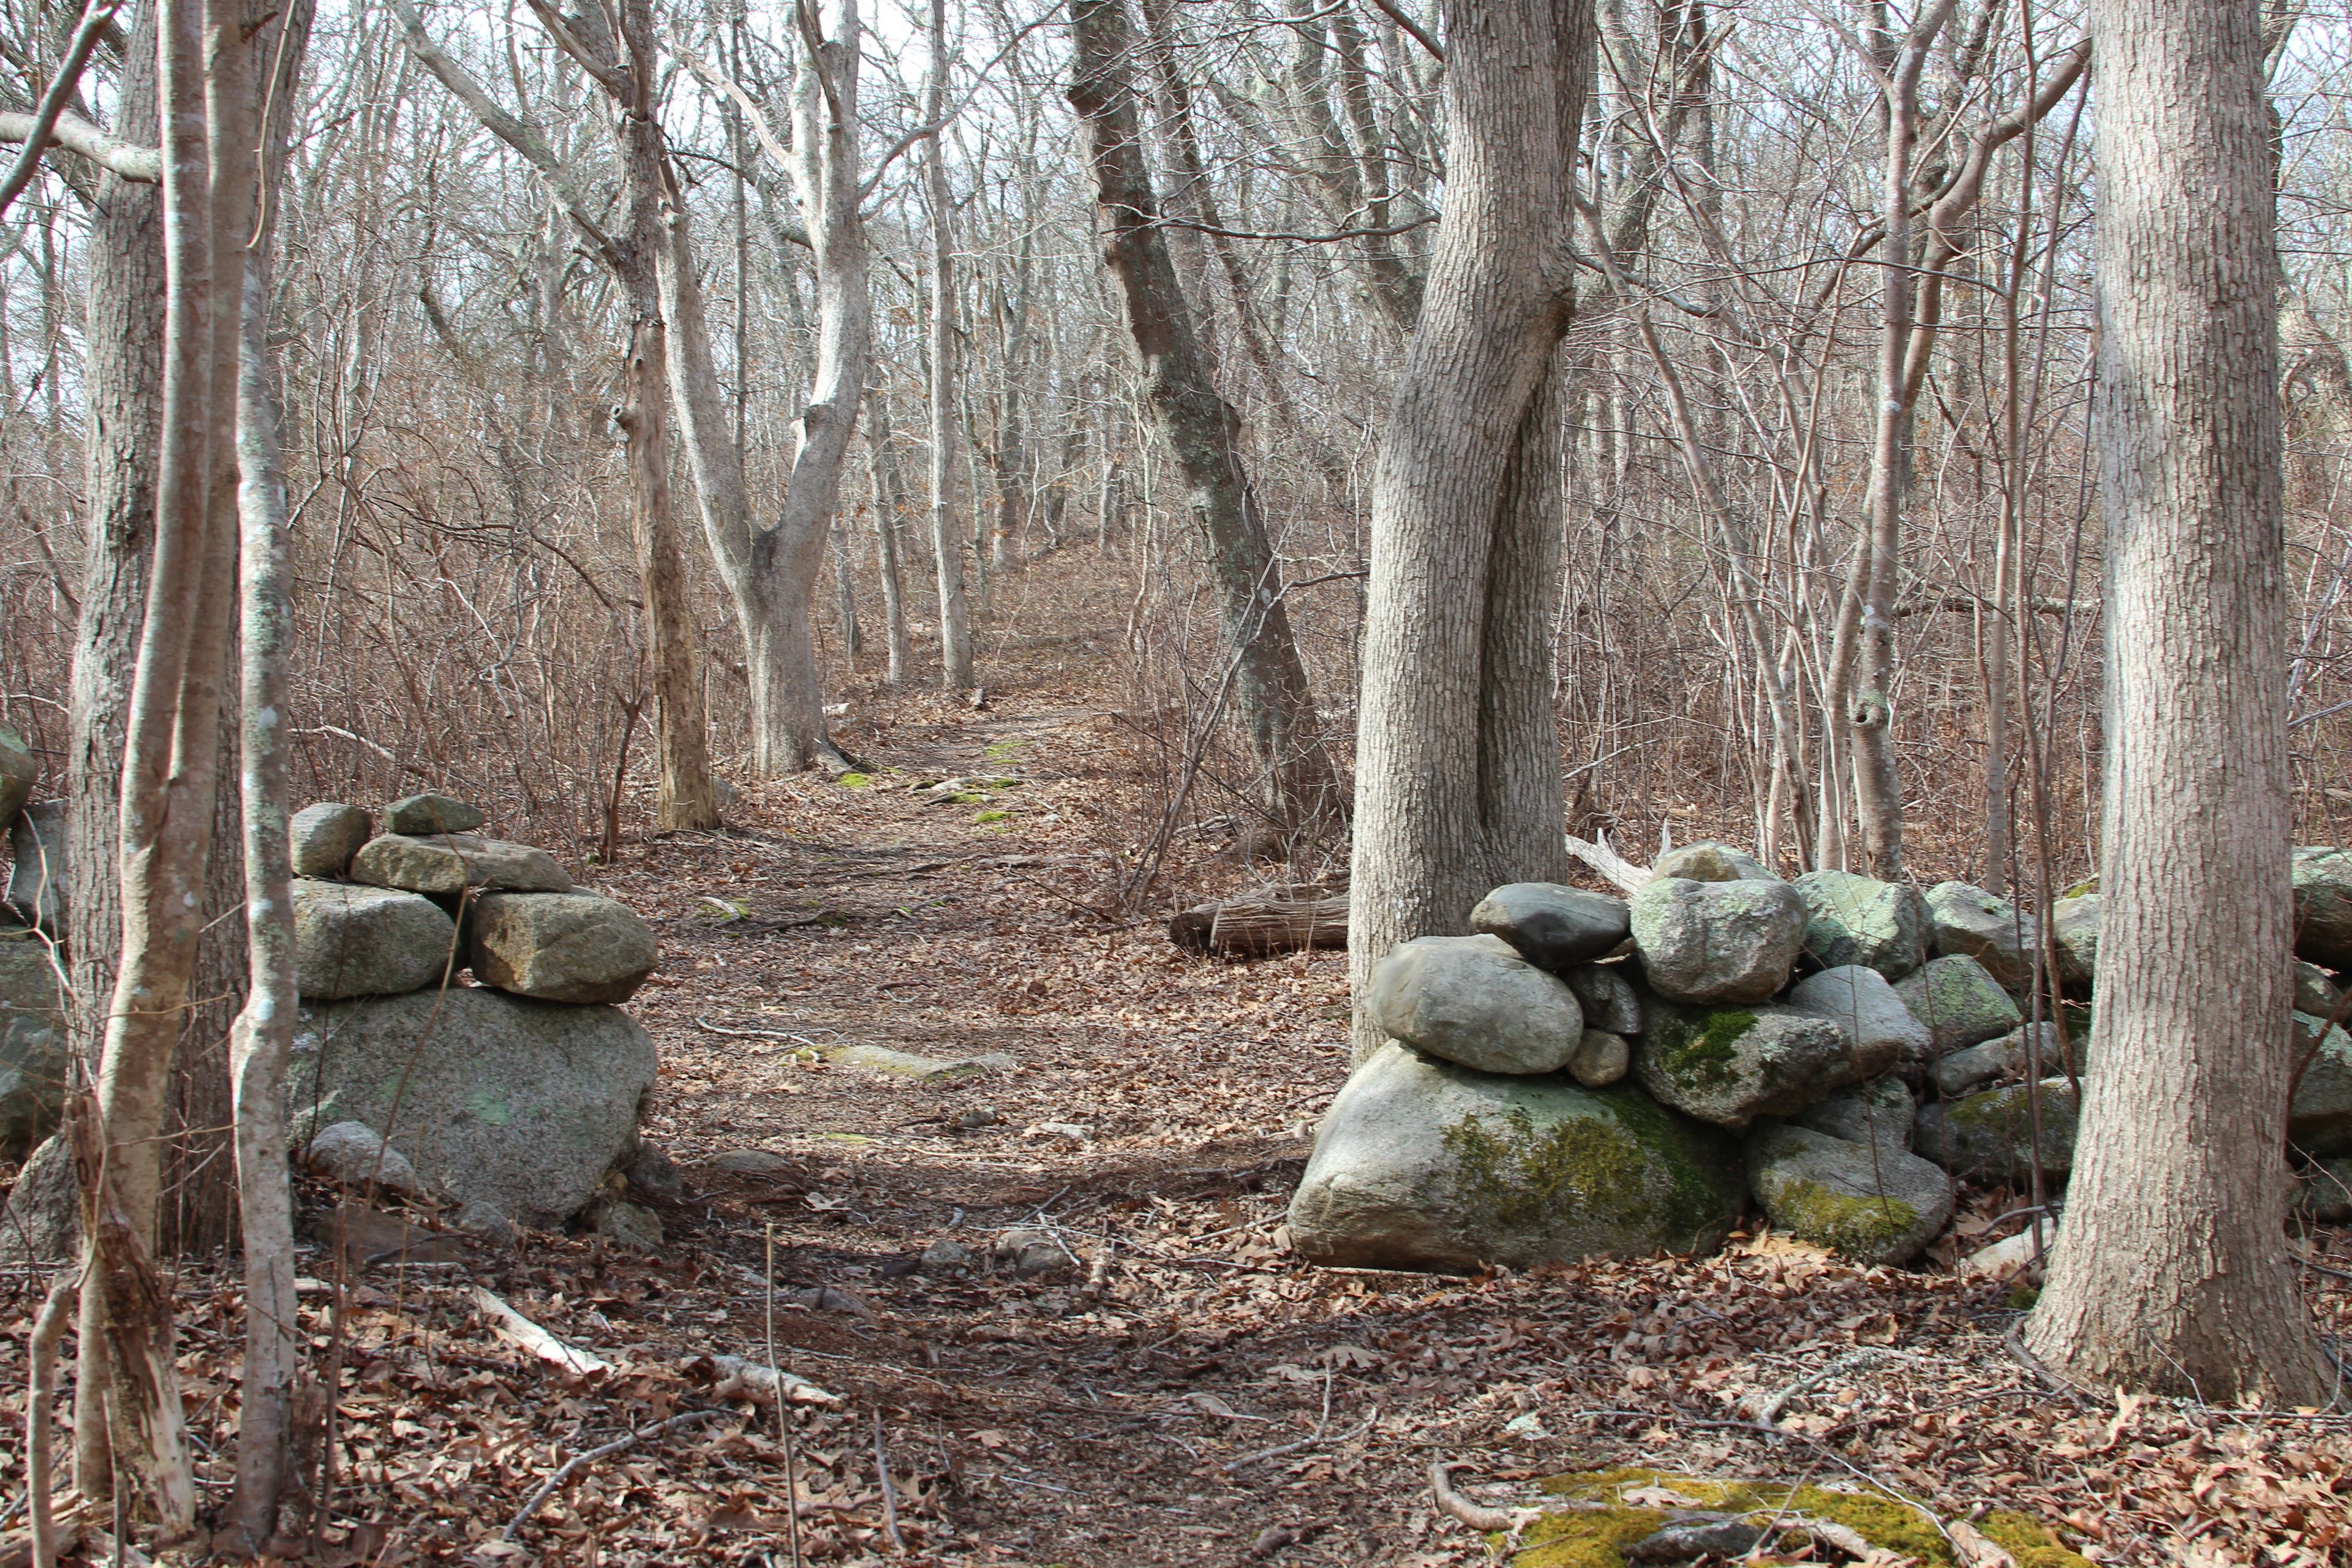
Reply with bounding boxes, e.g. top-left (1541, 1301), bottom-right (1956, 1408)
top-left (1438, 1108), bottom-right (1655, 1233)
top-left (1526, 1472), bottom-right (1962, 1567)
top-left (1980, 1511), bottom-right (2094, 1567)
top-left (1648, 1007), bottom-right (1757, 1090)
top-left (835, 772), bottom-right (870, 788)
top-left (1510, 1507), bottom-right (1671, 1567)
top-left (1589, 1087), bottom-right (1739, 1231)
top-left (1768, 1177), bottom-right (1919, 1256)
top-left (973, 809), bottom-right (1011, 824)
